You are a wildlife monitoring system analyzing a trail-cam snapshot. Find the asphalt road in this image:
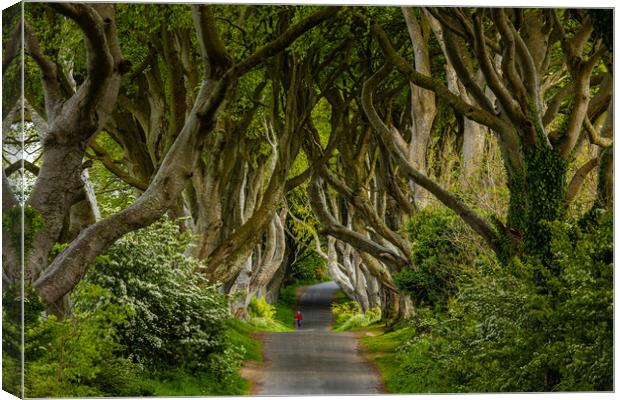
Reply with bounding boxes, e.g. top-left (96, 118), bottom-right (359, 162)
top-left (258, 281), bottom-right (381, 395)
